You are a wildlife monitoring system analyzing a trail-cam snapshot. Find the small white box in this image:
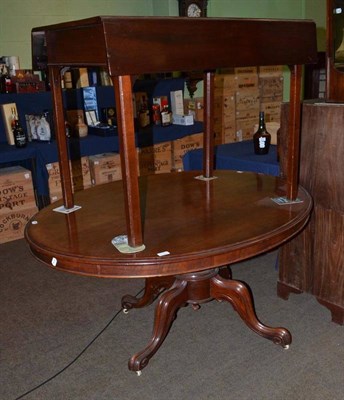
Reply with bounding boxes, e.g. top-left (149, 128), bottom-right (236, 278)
top-left (170, 90), bottom-right (184, 115)
top-left (172, 114), bottom-right (194, 126)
